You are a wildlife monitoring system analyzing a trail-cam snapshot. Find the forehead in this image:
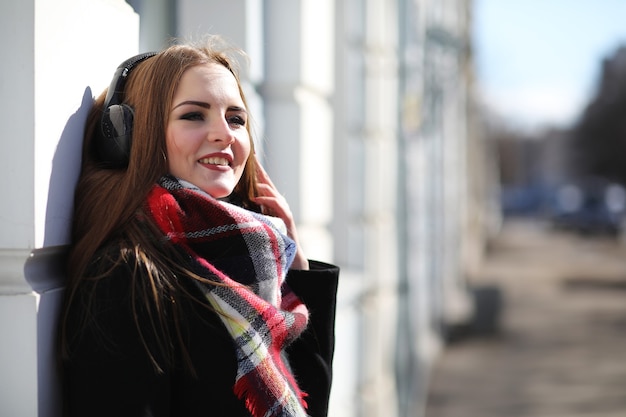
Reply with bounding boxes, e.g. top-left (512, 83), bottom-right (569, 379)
top-left (173, 63), bottom-right (242, 102)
